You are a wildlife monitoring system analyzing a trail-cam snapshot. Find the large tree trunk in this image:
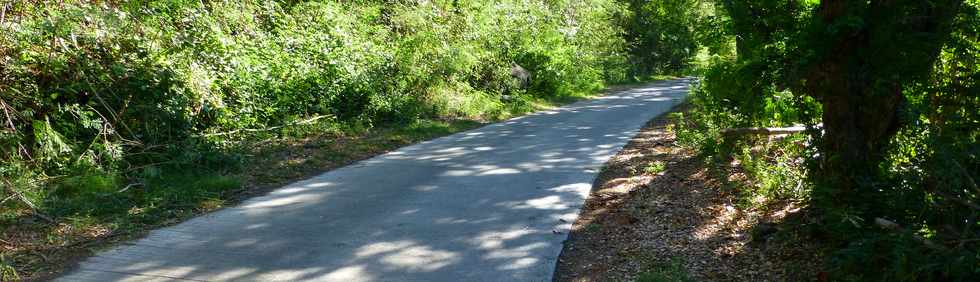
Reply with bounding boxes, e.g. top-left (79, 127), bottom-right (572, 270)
top-left (818, 83), bottom-right (905, 196)
top-left (805, 0), bottom-right (960, 206)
